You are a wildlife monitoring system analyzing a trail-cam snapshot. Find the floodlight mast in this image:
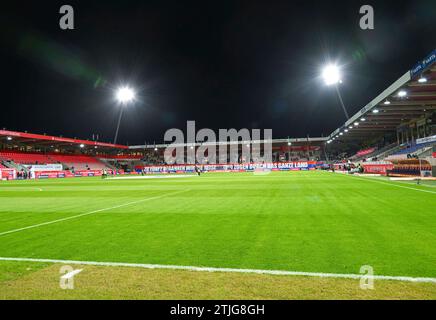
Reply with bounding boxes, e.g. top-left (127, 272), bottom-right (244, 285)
top-left (334, 84), bottom-right (349, 120)
top-left (113, 87), bottom-right (135, 145)
top-left (322, 64), bottom-right (350, 120)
